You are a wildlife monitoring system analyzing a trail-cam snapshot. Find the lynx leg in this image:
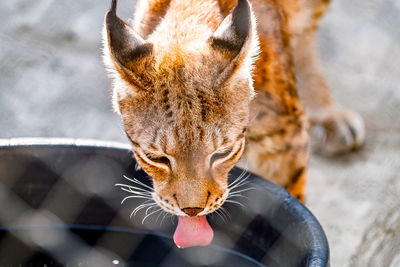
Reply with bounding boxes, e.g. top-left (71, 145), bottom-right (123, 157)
top-left (240, 138), bottom-right (309, 204)
top-left (292, 5), bottom-right (365, 156)
top-left (241, 91), bottom-right (309, 203)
